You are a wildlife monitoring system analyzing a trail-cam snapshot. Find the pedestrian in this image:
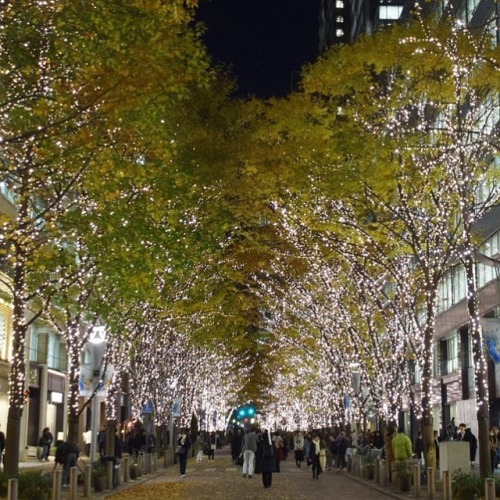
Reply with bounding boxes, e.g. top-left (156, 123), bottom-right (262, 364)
top-left (241, 426), bottom-right (258, 478)
top-left (433, 430), bottom-right (440, 469)
top-left (293, 430), bottom-right (305, 467)
top-left (392, 427), bottom-right (412, 461)
top-left (176, 429), bottom-right (191, 478)
top-left (258, 430), bottom-right (276, 489)
top-left (414, 431), bottom-right (424, 464)
top-left (97, 425), bottom-right (106, 457)
top-left (304, 433), bottom-right (311, 467)
top-left (195, 432), bottom-right (204, 462)
top-left (55, 440), bottom-right (79, 488)
top-left (335, 431), bottom-right (348, 470)
top-left (385, 429), bottom-right (395, 482)
top-left (38, 427), bottom-right (53, 461)
top-left (0, 425), bottom-right (5, 468)
top-left (272, 432), bottom-right (284, 472)
top-left (319, 435), bottom-right (327, 472)
top-left (463, 427), bottom-right (477, 467)
top-left (207, 432), bottom-right (216, 461)
top-left (231, 429), bottom-right (243, 464)
top-left (310, 433), bottom-right (322, 479)
top-left (83, 428), bottom-right (91, 457)
top-left (490, 427), bottom-right (498, 471)
top-left (326, 434), bottom-right (336, 471)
